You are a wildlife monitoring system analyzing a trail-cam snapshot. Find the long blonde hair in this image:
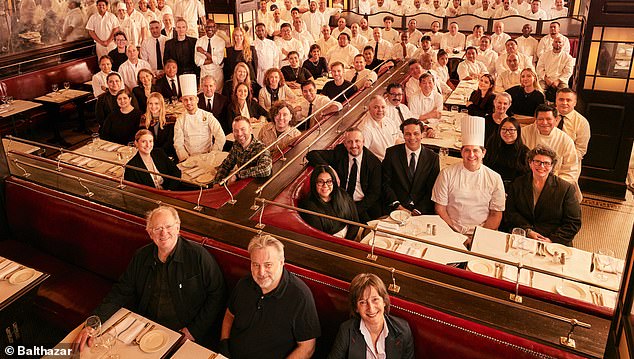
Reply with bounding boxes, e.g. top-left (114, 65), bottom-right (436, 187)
top-left (143, 92), bottom-right (167, 129)
top-left (233, 26), bottom-right (252, 62)
top-left (232, 62), bottom-right (253, 94)
top-left (521, 68), bottom-right (544, 93)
